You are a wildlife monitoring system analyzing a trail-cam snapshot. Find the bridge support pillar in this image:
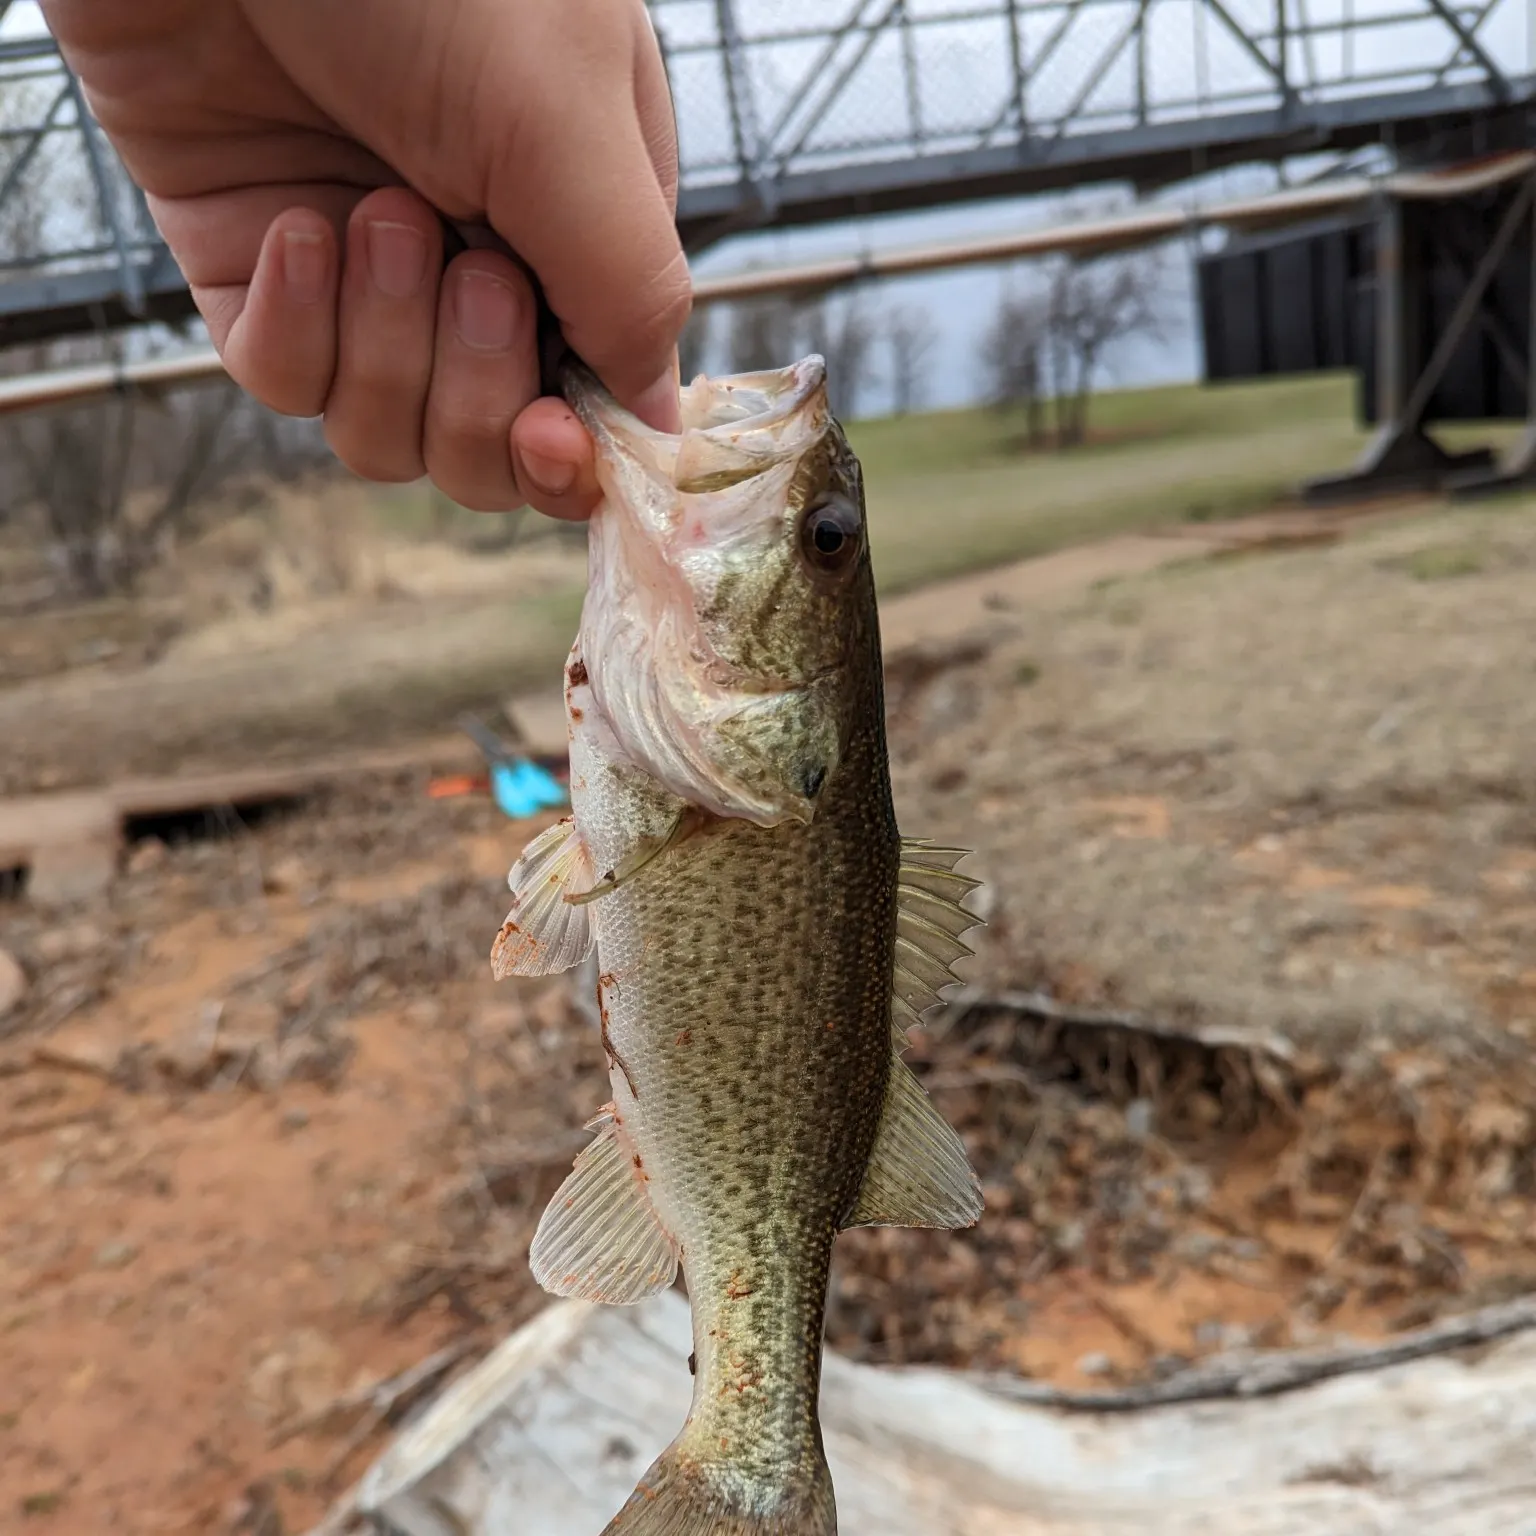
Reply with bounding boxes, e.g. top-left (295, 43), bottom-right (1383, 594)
top-left (1451, 174), bottom-right (1536, 500)
top-left (1304, 174), bottom-right (1536, 506)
